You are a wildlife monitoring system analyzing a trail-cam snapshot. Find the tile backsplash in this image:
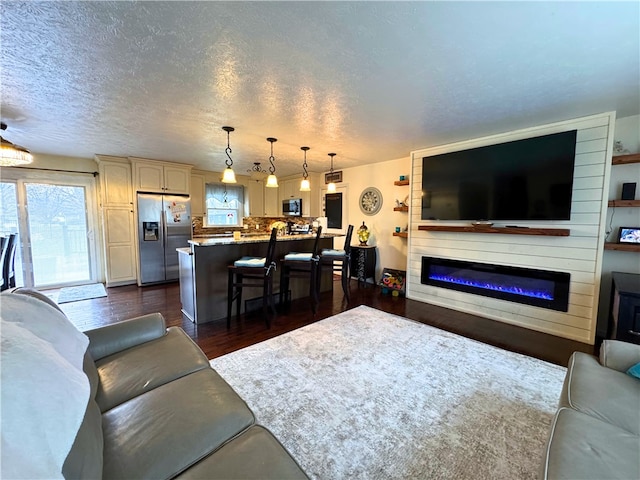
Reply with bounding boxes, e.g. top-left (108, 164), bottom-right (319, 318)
top-left (192, 216), bottom-right (318, 237)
